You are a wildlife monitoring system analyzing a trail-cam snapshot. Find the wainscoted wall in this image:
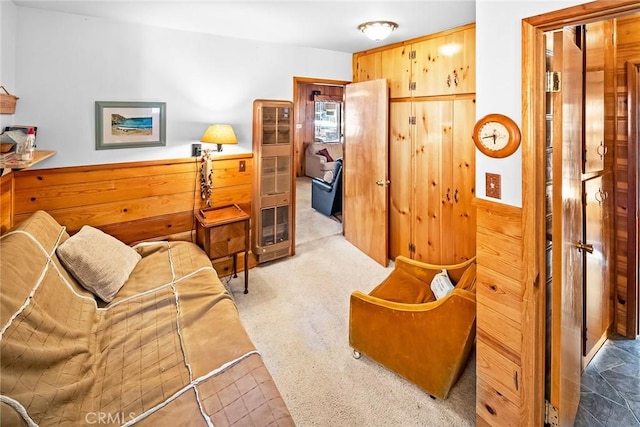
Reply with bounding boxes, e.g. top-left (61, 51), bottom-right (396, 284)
top-left (614, 15), bottom-right (640, 336)
top-left (0, 173), bottom-right (13, 233)
top-left (2, 153), bottom-right (253, 274)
